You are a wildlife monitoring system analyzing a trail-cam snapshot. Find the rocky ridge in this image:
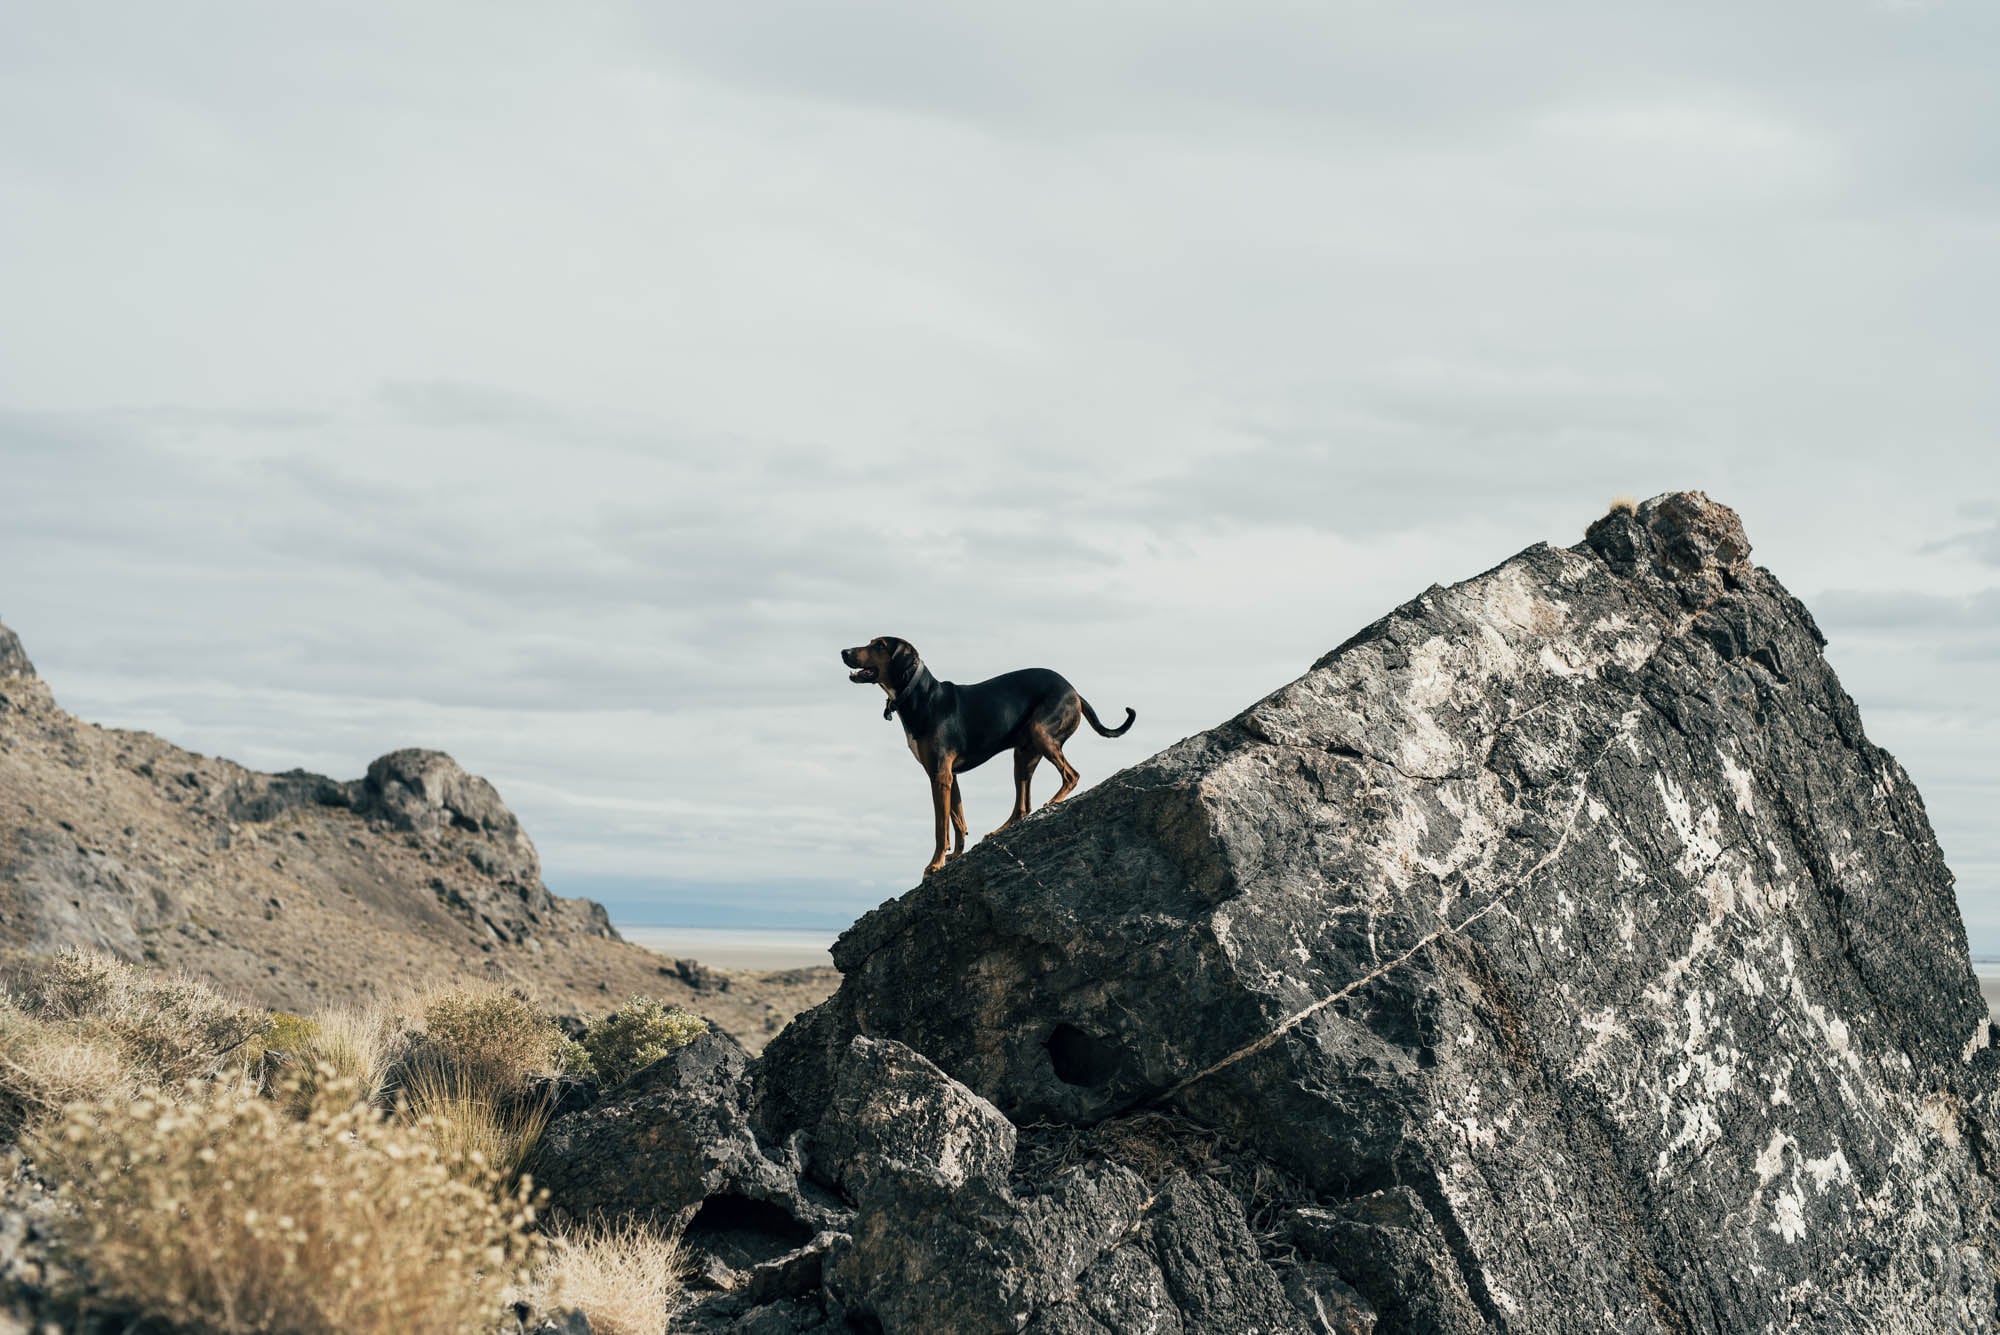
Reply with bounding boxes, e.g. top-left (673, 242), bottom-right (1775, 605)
top-left (0, 634), bottom-right (832, 1044)
top-left (528, 493), bottom-right (2000, 1333)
